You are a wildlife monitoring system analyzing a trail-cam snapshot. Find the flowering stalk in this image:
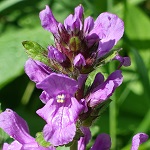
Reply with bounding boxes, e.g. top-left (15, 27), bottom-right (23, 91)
top-left (0, 4), bottom-right (148, 150)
